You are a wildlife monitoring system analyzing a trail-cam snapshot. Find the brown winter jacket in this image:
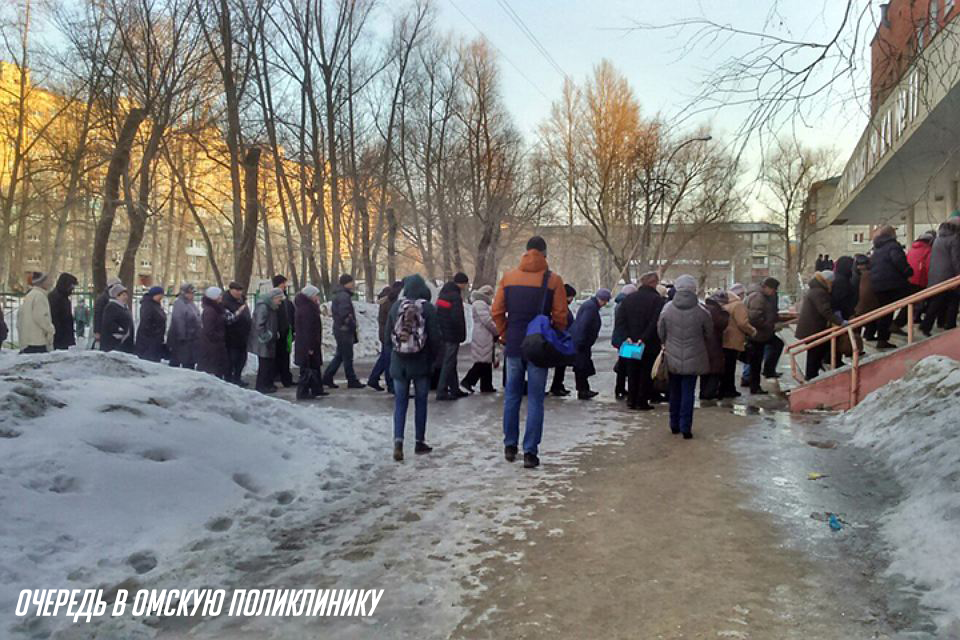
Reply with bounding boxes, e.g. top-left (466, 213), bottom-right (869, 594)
top-left (491, 249), bottom-right (568, 358)
top-left (796, 274), bottom-right (840, 340)
top-left (722, 293), bottom-right (757, 352)
top-left (854, 265), bottom-right (879, 317)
